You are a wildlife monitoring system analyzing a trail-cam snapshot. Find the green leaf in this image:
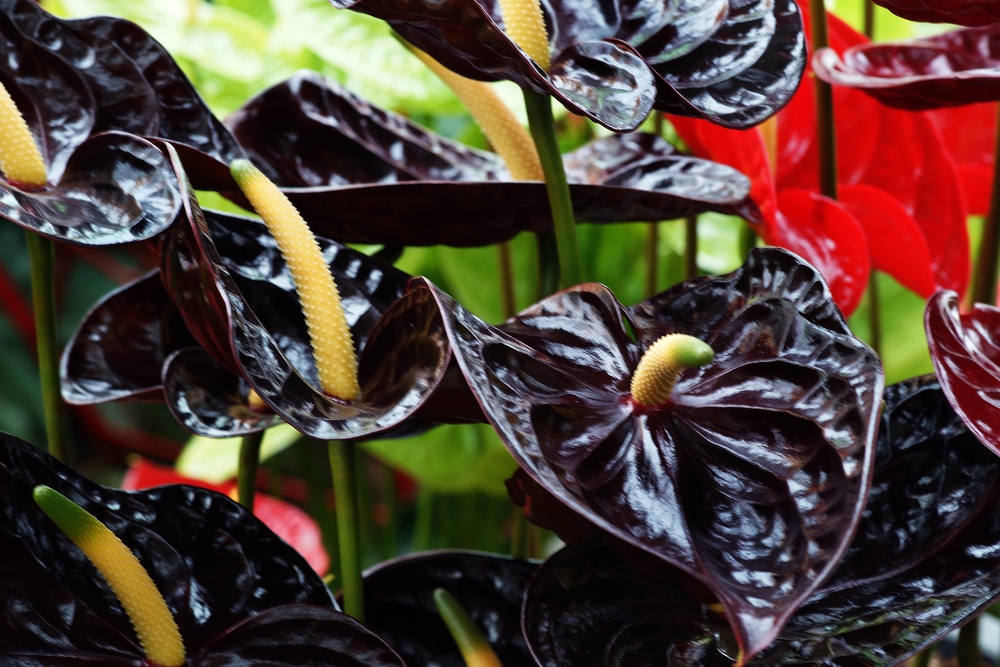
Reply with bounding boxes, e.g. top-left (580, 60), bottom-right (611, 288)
top-left (363, 424), bottom-right (517, 497)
